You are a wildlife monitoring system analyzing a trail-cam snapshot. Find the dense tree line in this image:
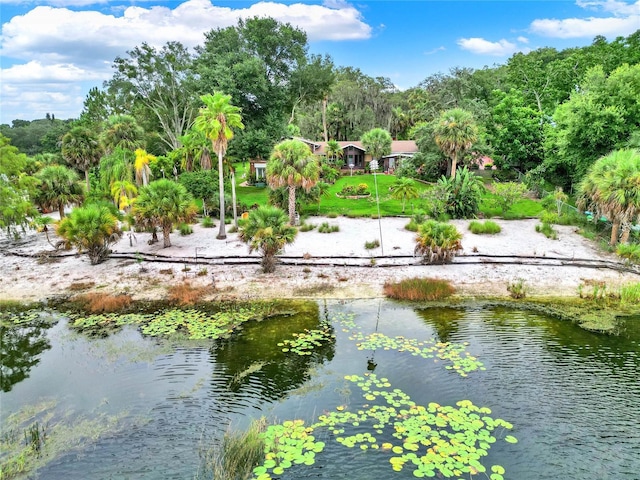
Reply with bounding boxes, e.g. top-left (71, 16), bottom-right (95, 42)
top-left (2, 22), bottom-right (639, 208)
